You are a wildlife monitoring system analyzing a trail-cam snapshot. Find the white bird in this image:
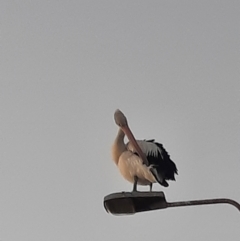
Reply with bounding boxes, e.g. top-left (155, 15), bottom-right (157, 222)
top-left (112, 109), bottom-right (177, 192)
